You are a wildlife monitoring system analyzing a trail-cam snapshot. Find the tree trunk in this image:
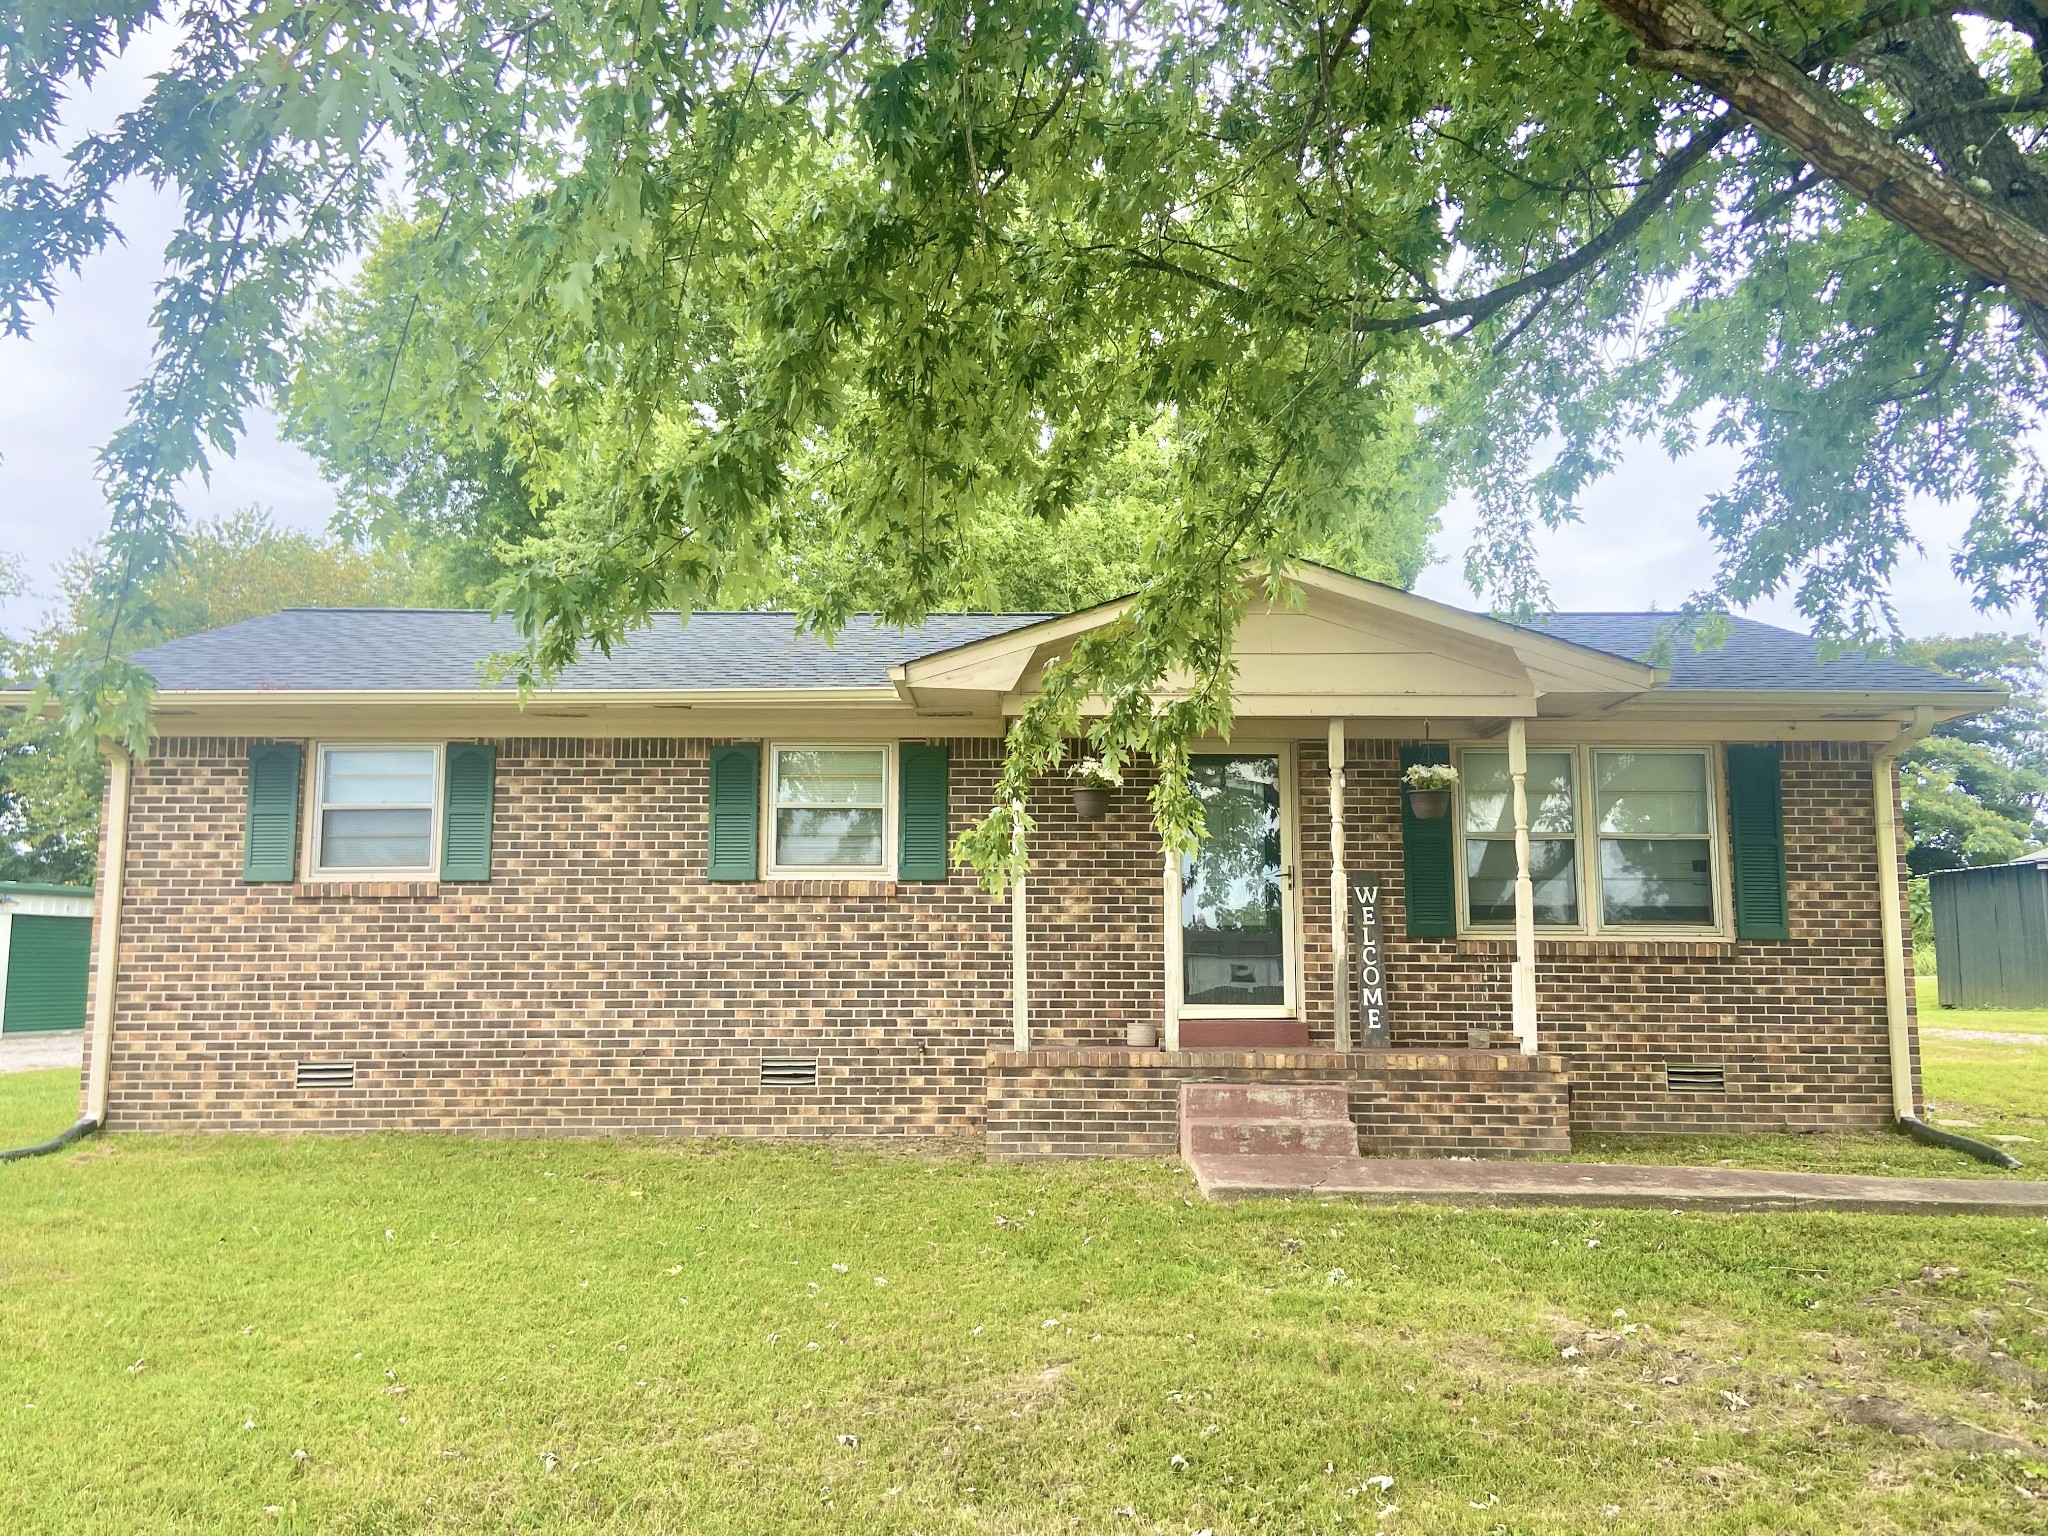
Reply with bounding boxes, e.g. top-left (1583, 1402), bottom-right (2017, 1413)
top-left (1600, 0), bottom-right (2048, 311)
